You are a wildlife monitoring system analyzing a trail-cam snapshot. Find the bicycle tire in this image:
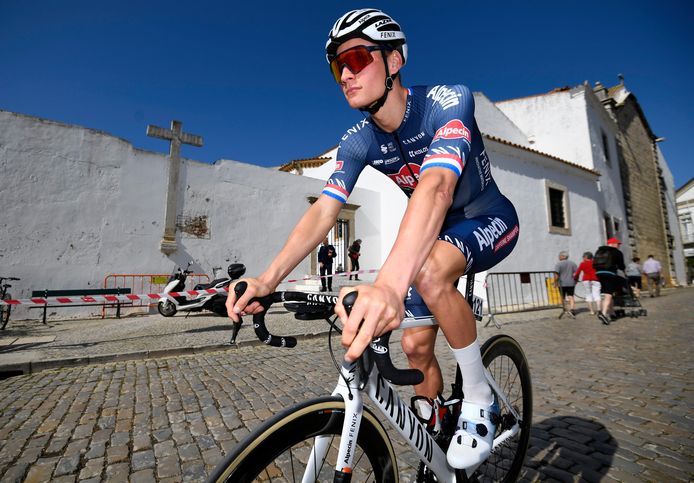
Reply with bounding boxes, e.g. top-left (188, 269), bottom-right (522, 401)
top-left (208, 395), bottom-right (399, 483)
top-left (470, 334), bottom-right (533, 482)
top-left (0, 302), bottom-right (10, 330)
